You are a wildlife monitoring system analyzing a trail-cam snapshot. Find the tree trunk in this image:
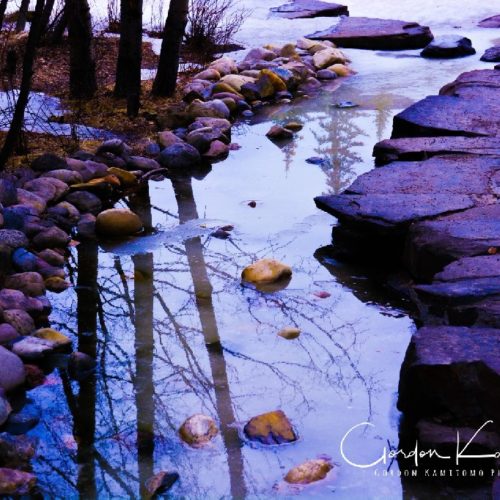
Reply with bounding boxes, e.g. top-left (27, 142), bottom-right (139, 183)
top-left (66, 0), bottom-right (97, 98)
top-left (40, 0), bottom-right (56, 36)
top-left (49, 6), bottom-right (67, 44)
top-left (0, 0), bottom-right (8, 30)
top-left (114, 0), bottom-right (143, 115)
top-left (15, 0), bottom-right (30, 32)
top-left (152, 0), bottom-right (188, 97)
top-left (0, 0), bottom-right (46, 169)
